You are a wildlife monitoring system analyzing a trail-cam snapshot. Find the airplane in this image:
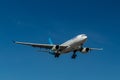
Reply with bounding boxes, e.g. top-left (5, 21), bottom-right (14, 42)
top-left (14, 34), bottom-right (103, 59)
